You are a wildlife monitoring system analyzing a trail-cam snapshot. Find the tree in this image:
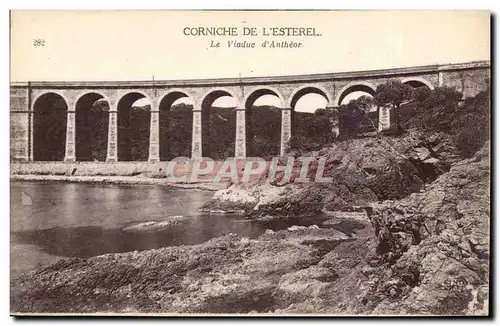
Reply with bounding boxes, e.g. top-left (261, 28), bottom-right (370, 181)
top-left (451, 89), bottom-right (490, 157)
top-left (349, 95), bottom-right (374, 113)
top-left (411, 86), bottom-right (462, 133)
top-left (374, 80), bottom-right (414, 132)
top-left (314, 108), bottom-right (326, 116)
top-left (417, 86), bottom-right (461, 111)
top-left (409, 85), bottom-right (489, 158)
top-left (337, 95), bottom-right (378, 137)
